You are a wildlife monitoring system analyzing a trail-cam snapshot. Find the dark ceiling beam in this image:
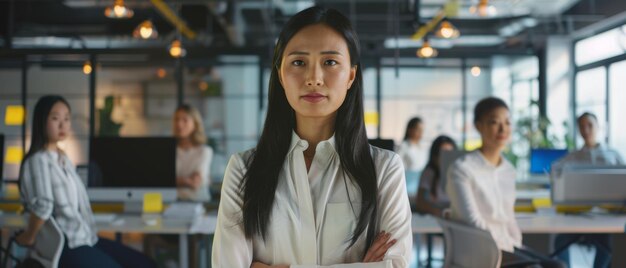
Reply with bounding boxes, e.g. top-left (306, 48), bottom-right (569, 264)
top-left (5, 0), bottom-right (15, 49)
top-left (0, 45), bottom-right (534, 60)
